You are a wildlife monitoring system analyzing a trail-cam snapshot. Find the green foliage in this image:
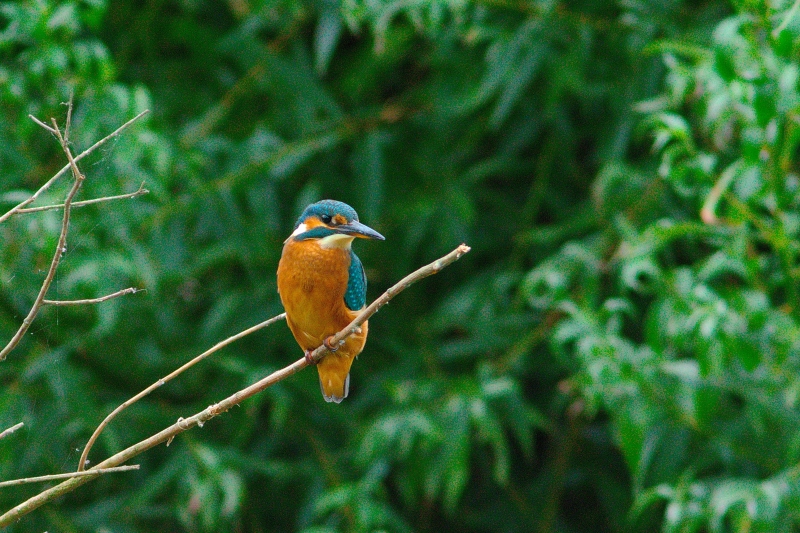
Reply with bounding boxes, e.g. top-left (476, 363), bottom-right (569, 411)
top-left (523, 1), bottom-right (800, 531)
top-left (1, 0), bottom-right (799, 532)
